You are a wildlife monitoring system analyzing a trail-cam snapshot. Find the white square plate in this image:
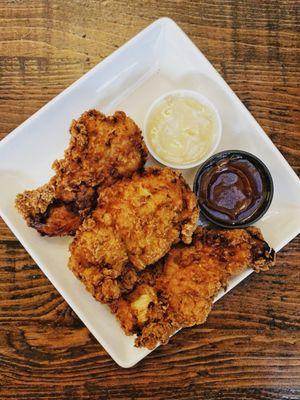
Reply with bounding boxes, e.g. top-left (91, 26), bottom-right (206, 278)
top-left (0, 18), bottom-right (299, 368)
